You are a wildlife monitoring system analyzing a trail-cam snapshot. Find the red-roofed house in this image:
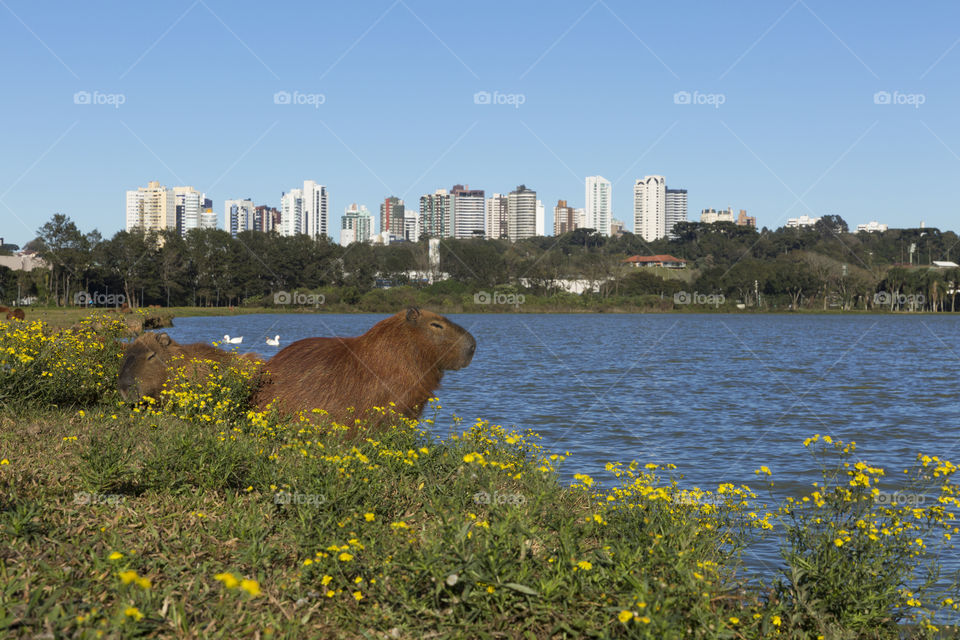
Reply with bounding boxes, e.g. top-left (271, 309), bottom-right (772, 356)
top-left (623, 254), bottom-right (687, 269)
